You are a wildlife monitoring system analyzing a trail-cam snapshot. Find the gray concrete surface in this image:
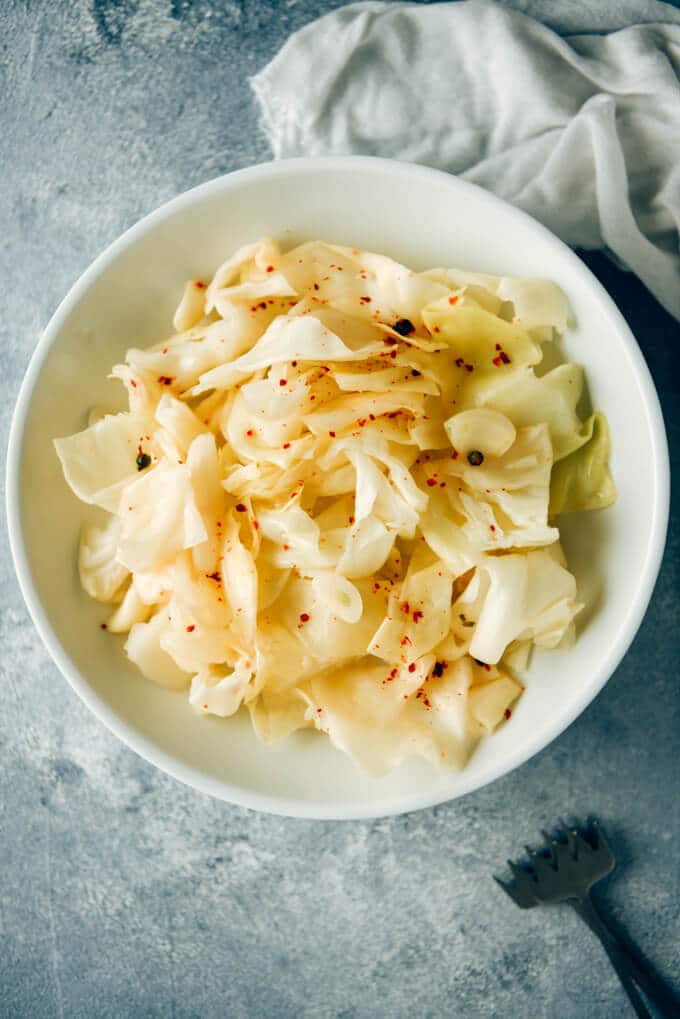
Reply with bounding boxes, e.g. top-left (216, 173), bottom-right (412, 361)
top-left (1, 2), bottom-right (679, 1017)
